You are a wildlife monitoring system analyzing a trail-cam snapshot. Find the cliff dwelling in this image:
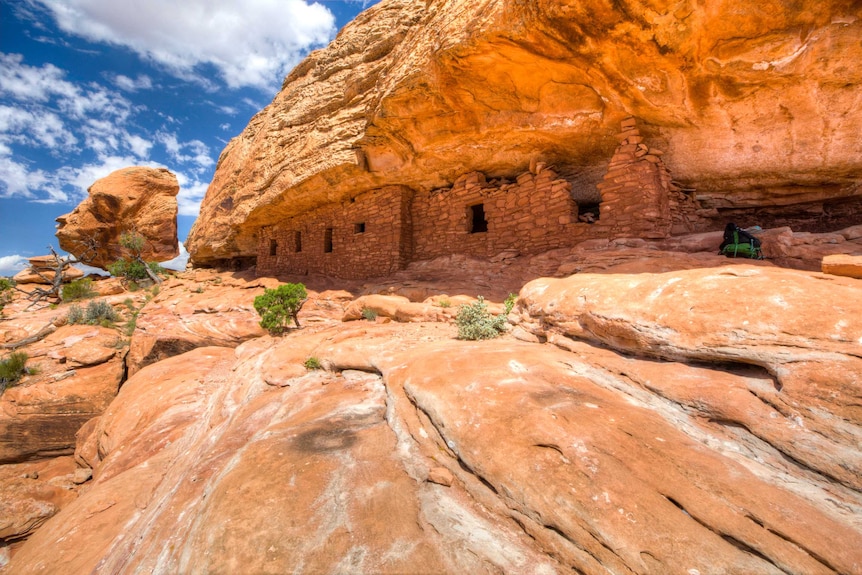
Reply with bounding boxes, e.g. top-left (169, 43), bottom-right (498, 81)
top-left (256, 117), bottom-right (703, 280)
